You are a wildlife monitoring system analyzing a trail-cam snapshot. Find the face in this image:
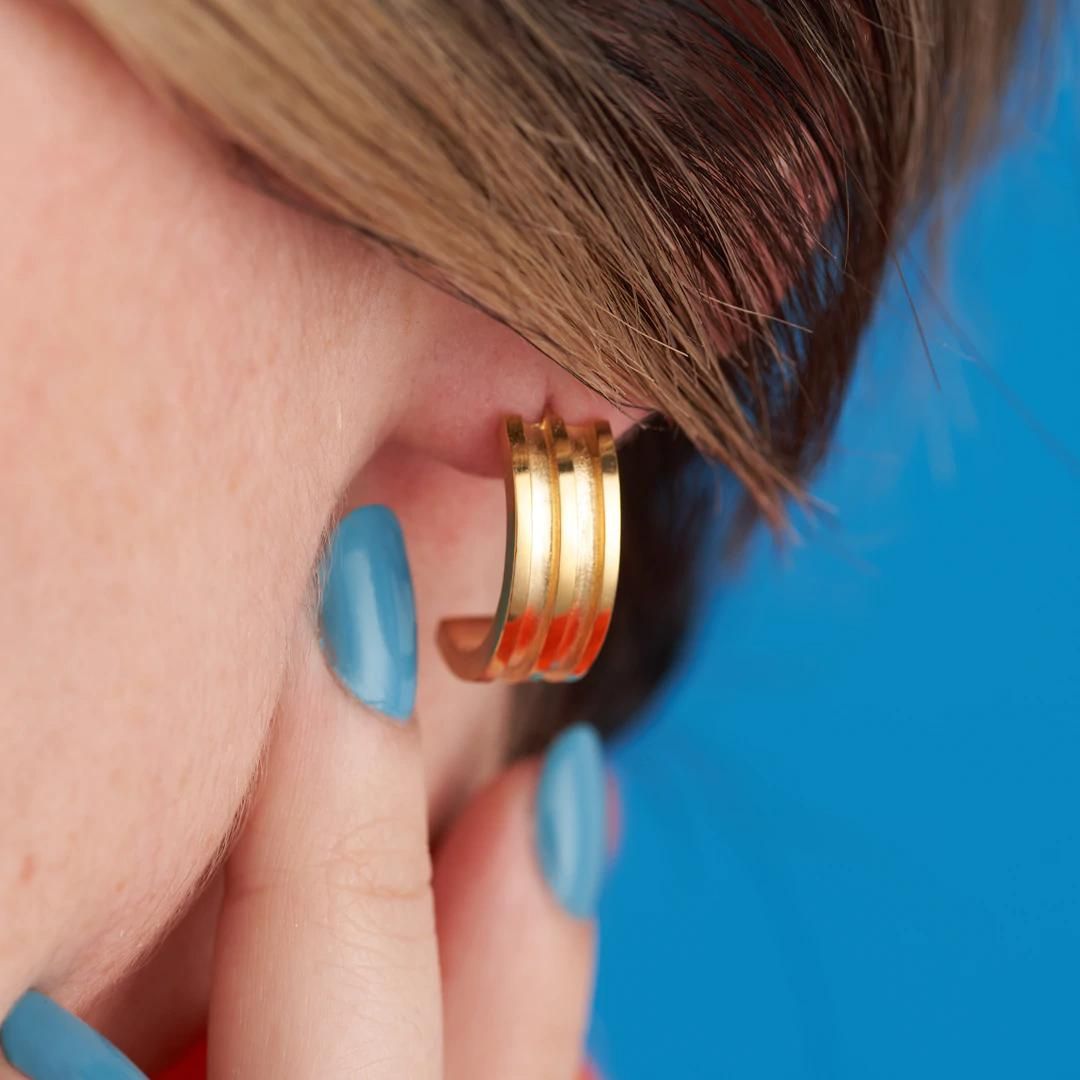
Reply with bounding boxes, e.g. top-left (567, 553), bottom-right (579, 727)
top-left (0, 0), bottom-right (631, 1042)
